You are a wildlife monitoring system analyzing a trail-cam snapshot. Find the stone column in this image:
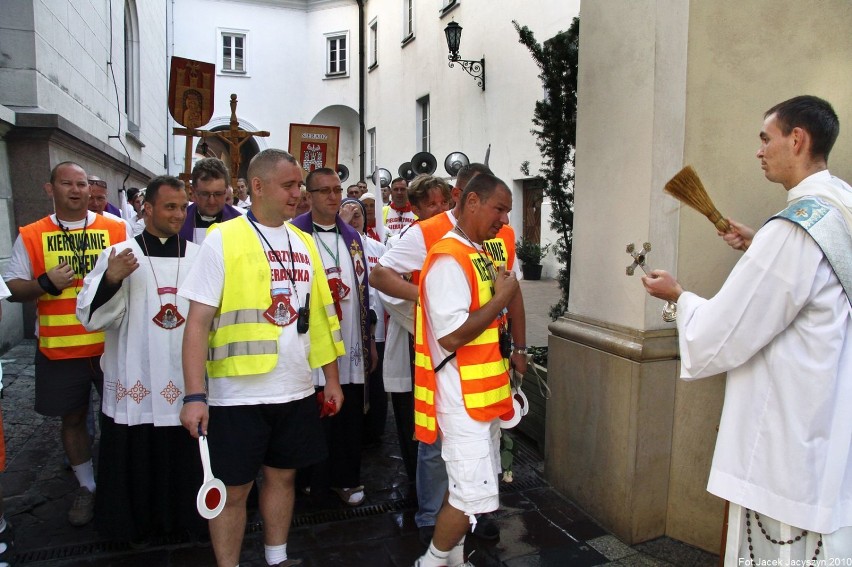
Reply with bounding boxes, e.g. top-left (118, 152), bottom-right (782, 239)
top-left (546, 0), bottom-right (852, 553)
top-left (544, 0), bottom-right (691, 546)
